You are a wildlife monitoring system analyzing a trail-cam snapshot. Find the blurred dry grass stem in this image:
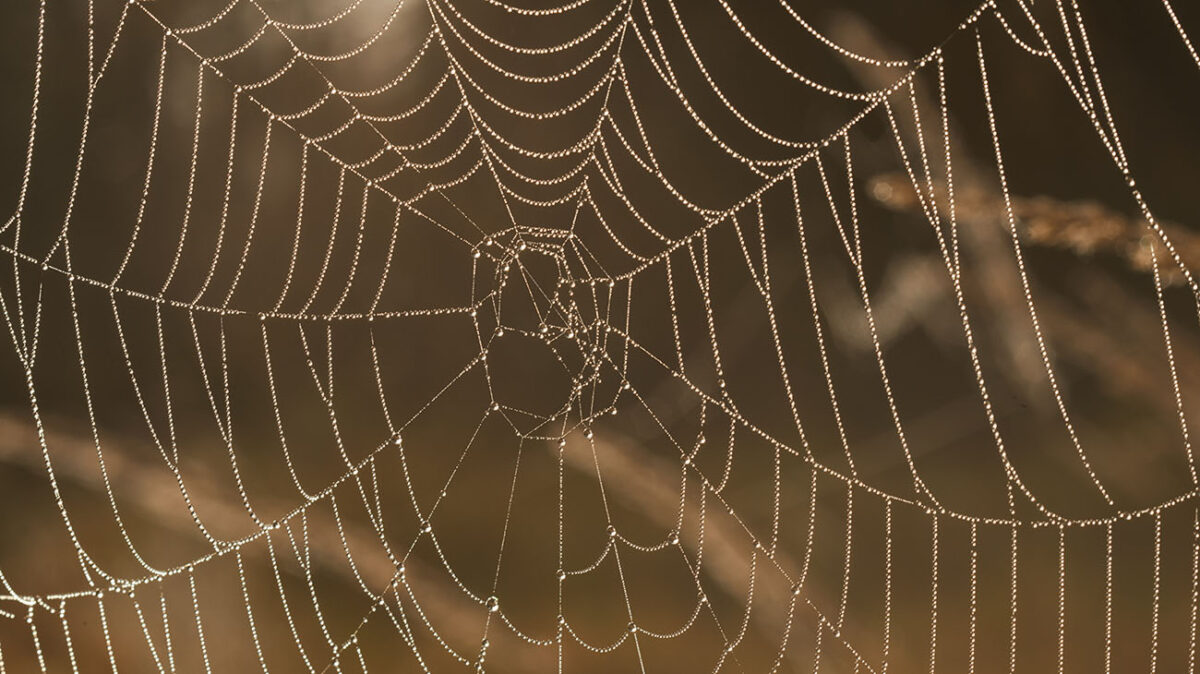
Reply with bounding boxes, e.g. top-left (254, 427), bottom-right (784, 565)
top-left (868, 172), bottom-right (1200, 285)
top-left (0, 411), bottom-right (534, 669)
